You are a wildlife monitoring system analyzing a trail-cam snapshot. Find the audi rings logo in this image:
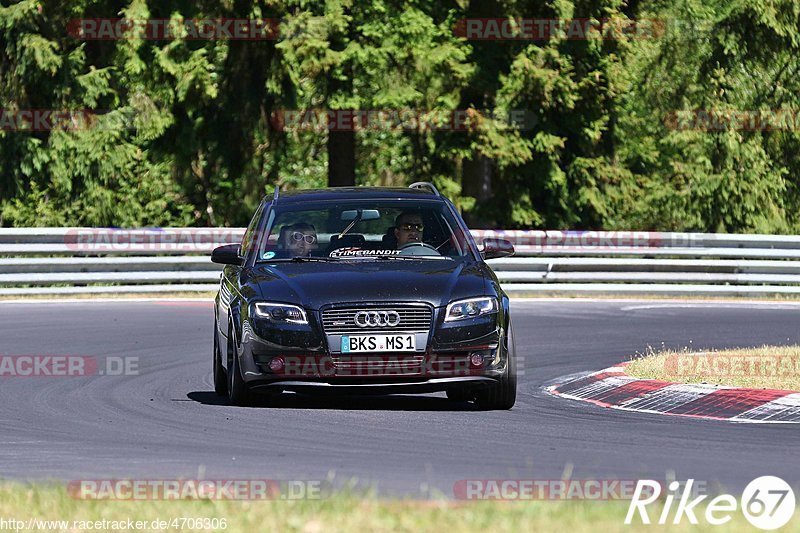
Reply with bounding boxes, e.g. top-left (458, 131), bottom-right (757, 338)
top-left (354, 311), bottom-right (401, 328)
